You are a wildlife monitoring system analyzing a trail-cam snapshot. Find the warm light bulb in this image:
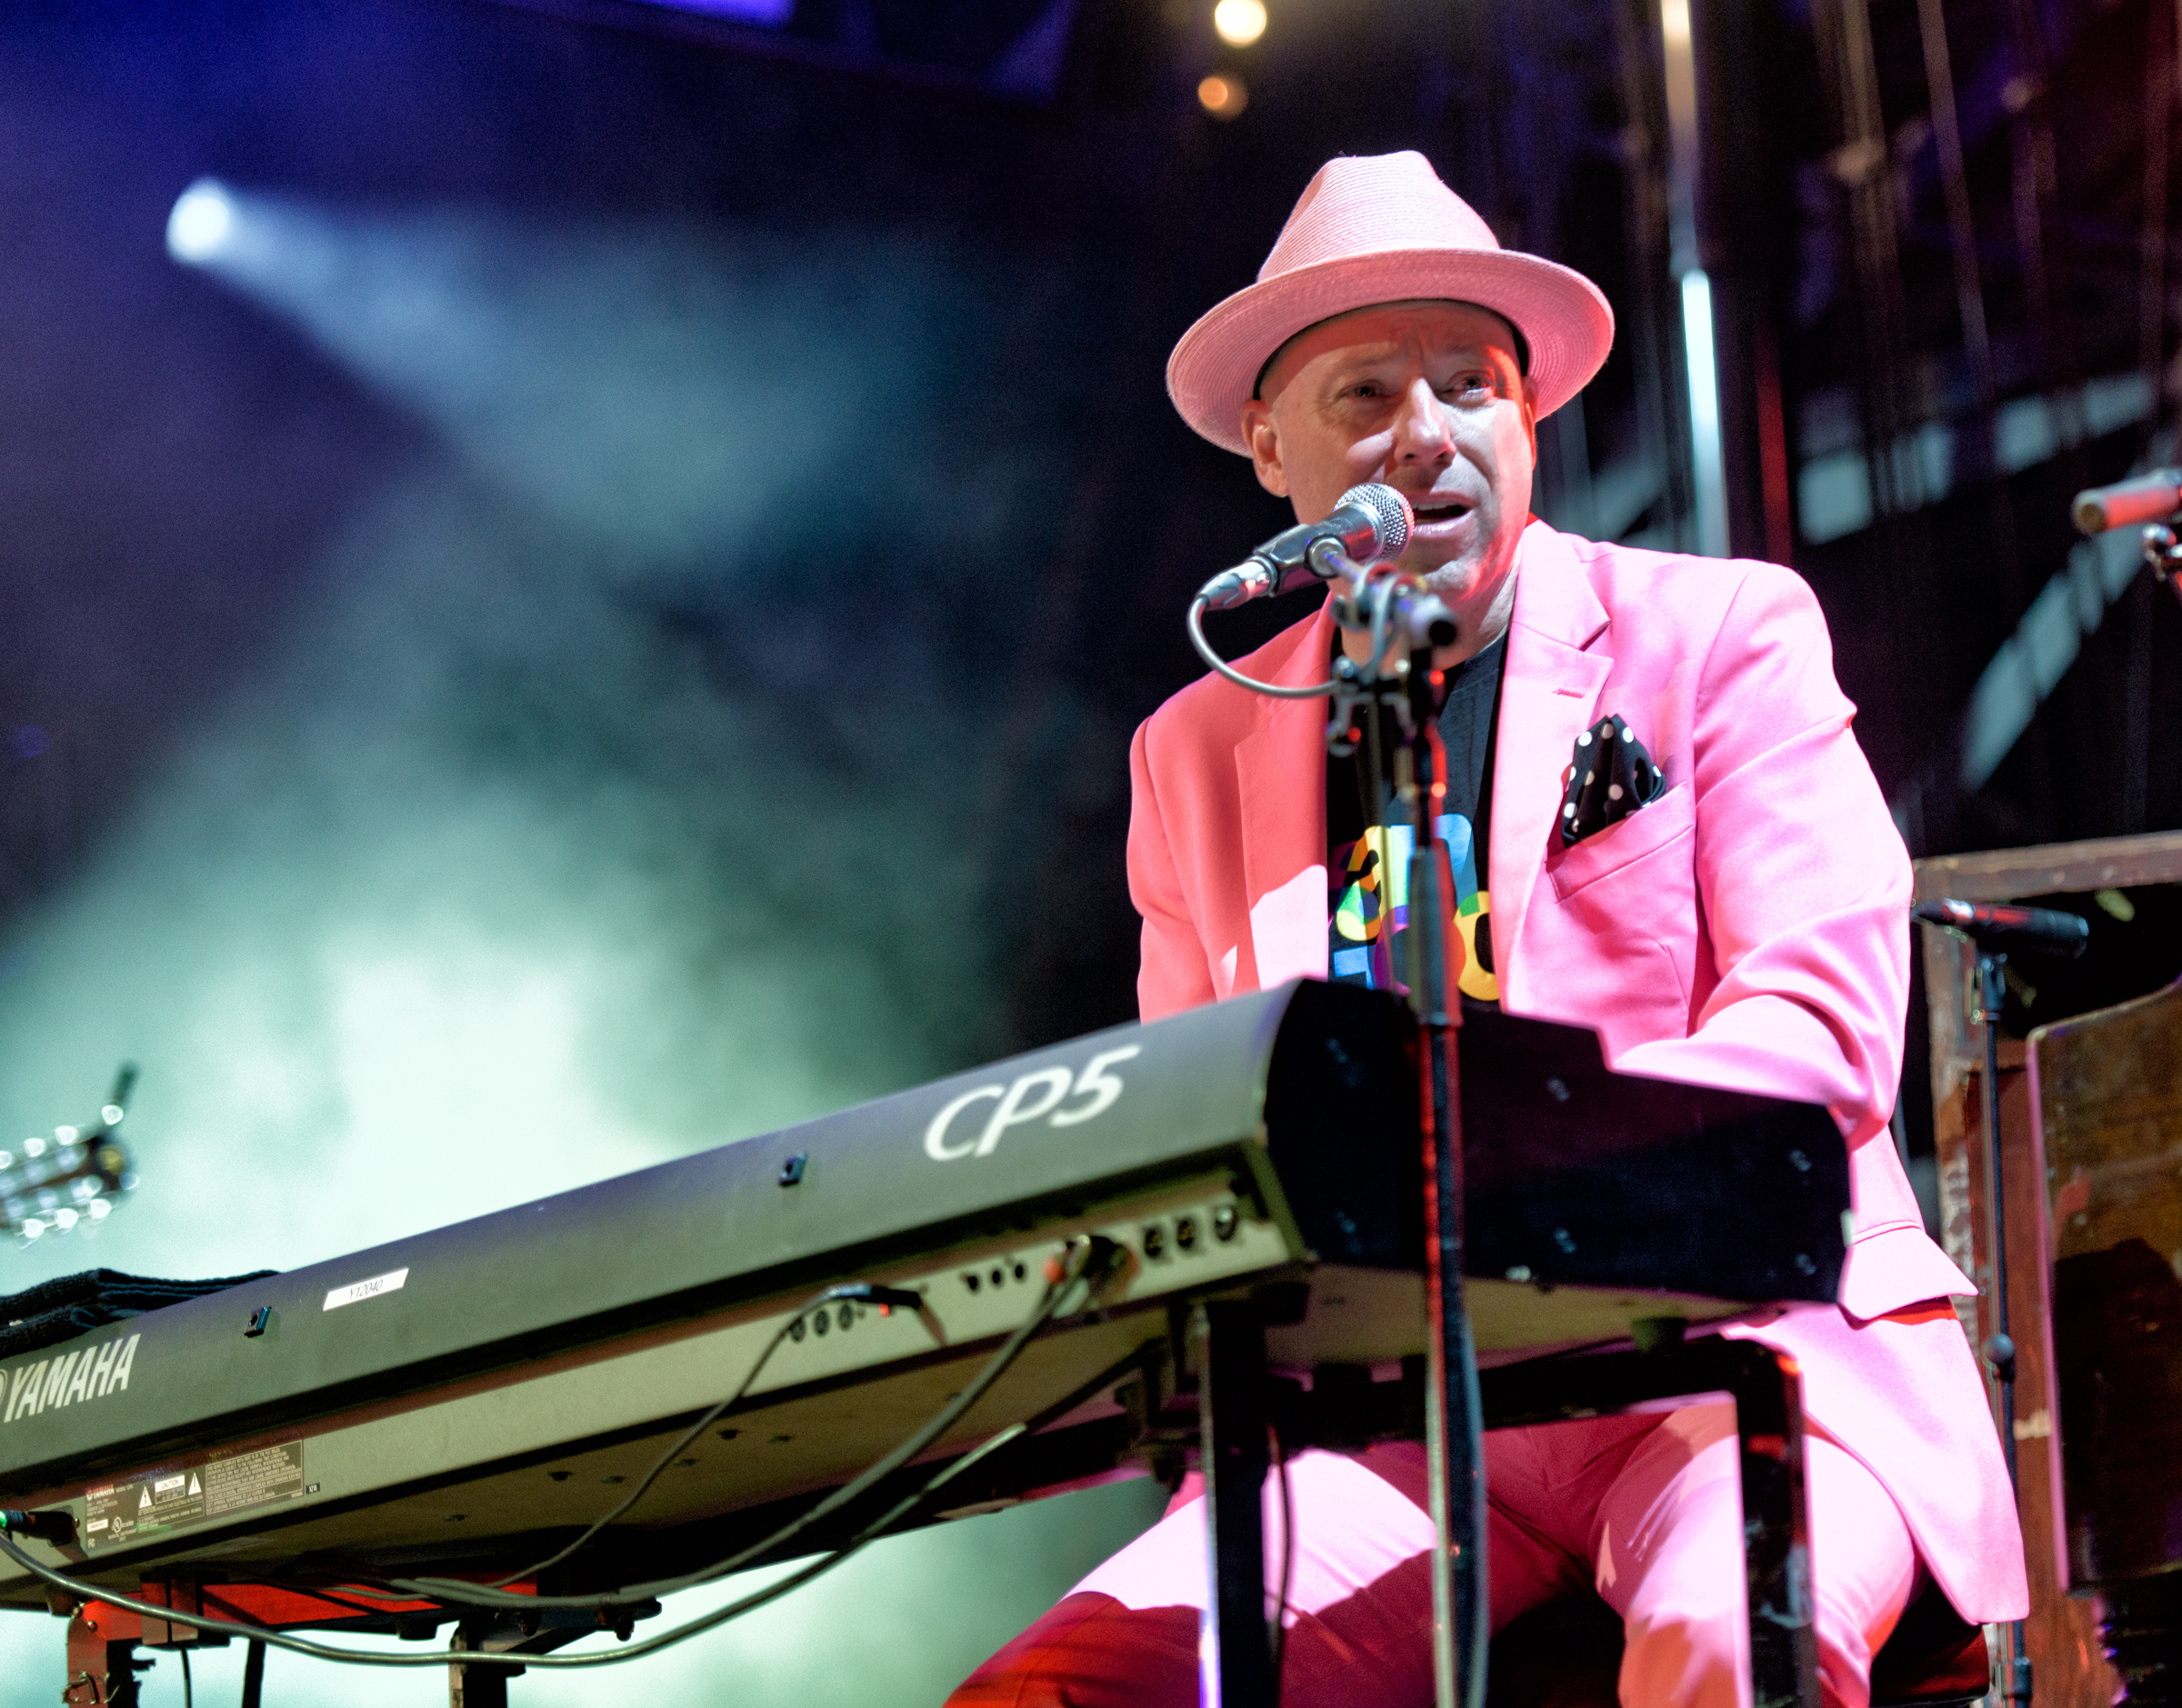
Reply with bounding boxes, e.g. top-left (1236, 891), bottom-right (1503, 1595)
top-left (1197, 74), bottom-right (1248, 118)
top-left (1213, 0), bottom-right (1266, 46)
